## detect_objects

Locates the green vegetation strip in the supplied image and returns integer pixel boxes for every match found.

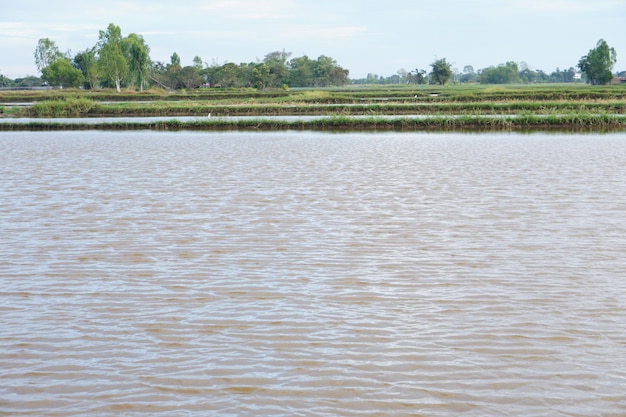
[3,84,626,105]
[2,114,626,132]
[18,98,626,117]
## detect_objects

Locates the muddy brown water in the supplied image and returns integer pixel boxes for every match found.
[1,131,625,416]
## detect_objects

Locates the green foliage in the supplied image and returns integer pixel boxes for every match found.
[34,38,62,73]
[97,23,129,92]
[479,62,519,84]
[0,73,15,87]
[263,50,291,88]
[123,34,151,91]
[430,58,453,85]
[578,39,617,85]
[11,76,43,87]
[179,66,203,88]
[200,53,349,89]
[41,58,84,88]
[170,52,181,66]
[73,48,98,89]
[192,56,203,70]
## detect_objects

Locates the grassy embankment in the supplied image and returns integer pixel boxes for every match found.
[1,84,625,131]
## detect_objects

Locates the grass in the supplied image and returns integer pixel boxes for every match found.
[2,113,625,132]
[29,97,96,117]
[14,99,626,118]
[2,83,625,131]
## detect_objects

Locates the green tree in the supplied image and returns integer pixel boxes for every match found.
[577,39,617,85]
[328,63,350,86]
[41,58,84,88]
[179,66,203,88]
[407,69,427,84]
[313,55,335,87]
[97,23,128,92]
[263,50,291,87]
[74,48,98,89]
[430,58,452,85]
[460,65,477,83]
[13,76,43,87]
[479,61,519,84]
[245,62,271,89]
[288,55,314,87]
[123,33,151,91]
[0,73,15,87]
[34,38,62,73]
[166,62,183,88]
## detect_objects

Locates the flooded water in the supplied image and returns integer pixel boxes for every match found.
[1,131,625,416]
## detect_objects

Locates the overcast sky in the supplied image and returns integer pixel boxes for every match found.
[1,0,625,79]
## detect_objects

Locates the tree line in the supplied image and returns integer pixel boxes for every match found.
[356,40,620,86]
[0,29,620,90]
[15,23,350,91]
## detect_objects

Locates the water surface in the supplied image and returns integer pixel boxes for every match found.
[1,131,625,416]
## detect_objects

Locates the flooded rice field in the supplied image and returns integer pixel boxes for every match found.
[1,130,625,416]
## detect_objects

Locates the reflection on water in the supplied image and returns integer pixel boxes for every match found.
[1,131,626,416]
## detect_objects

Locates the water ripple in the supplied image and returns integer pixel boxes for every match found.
[1,131,626,416]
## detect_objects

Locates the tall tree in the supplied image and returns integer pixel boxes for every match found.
[460,65,477,83]
[288,55,314,87]
[577,39,617,85]
[313,55,335,87]
[123,33,151,91]
[263,50,291,87]
[245,62,271,89]
[74,48,98,89]
[430,58,452,85]
[34,38,62,73]
[97,23,128,92]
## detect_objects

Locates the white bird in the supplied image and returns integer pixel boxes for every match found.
[207,113,211,118]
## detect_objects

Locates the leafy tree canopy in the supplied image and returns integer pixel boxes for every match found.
[479,61,519,84]
[97,23,129,92]
[41,58,84,88]
[34,38,63,73]
[430,58,453,85]
[577,39,617,85]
